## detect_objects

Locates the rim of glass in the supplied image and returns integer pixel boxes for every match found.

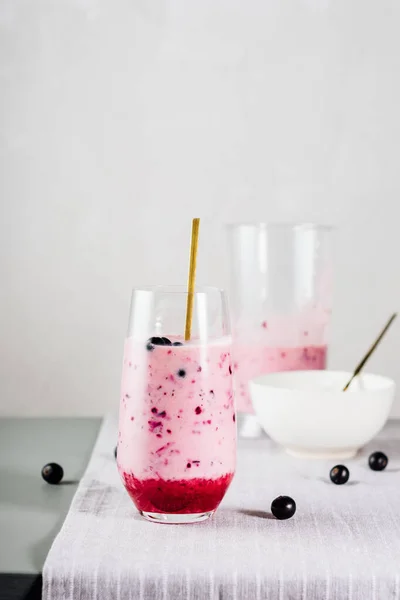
[131,285,225,295]
[226,221,334,232]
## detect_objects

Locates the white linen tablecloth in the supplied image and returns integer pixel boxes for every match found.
[43,415,400,599]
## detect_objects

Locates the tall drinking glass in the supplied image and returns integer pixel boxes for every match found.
[117,286,236,524]
[227,223,333,421]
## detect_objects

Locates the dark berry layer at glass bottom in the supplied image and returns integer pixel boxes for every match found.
[121,472,234,513]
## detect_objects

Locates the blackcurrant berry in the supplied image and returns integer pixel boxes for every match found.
[41,463,64,485]
[330,465,349,485]
[271,496,296,520]
[369,451,388,471]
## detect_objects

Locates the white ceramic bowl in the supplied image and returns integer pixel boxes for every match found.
[250,370,395,459]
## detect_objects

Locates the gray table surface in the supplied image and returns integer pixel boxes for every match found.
[0,418,101,576]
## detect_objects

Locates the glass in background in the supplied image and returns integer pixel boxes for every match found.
[227,223,333,431]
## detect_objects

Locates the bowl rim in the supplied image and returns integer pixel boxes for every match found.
[249,370,395,394]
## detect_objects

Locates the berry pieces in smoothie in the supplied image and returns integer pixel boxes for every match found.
[118,336,236,516]
[233,343,328,413]
[122,473,234,514]
[150,337,167,345]
[150,408,167,418]
[148,420,163,433]
[147,337,171,350]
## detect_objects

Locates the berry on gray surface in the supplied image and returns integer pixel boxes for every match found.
[41,463,64,485]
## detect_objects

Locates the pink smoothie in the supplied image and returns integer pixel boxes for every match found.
[233,343,328,413]
[117,336,236,514]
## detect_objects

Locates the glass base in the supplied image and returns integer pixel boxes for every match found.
[237,413,266,439]
[140,510,214,524]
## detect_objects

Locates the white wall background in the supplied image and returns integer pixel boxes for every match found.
[1,0,400,416]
